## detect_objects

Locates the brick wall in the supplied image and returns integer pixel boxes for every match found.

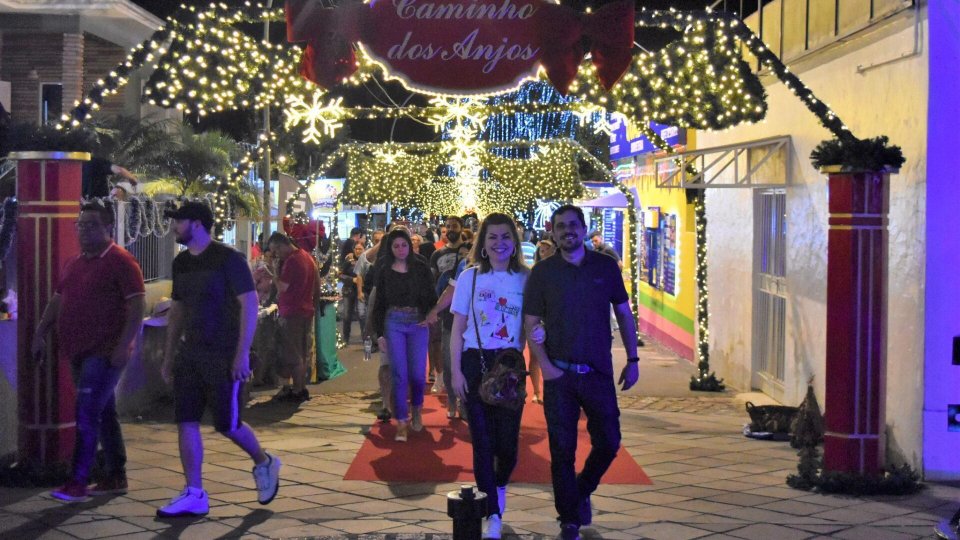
[62,33,84,116]
[0,32,65,124]
[82,33,128,119]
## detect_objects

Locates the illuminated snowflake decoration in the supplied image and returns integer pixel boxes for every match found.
[571,105,622,137]
[375,150,402,164]
[428,97,486,134]
[284,91,345,144]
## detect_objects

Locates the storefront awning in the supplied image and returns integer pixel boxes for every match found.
[579,187,639,208]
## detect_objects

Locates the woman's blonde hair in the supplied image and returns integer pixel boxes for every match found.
[469,212,527,274]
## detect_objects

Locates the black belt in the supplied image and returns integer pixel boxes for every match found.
[551,359,593,374]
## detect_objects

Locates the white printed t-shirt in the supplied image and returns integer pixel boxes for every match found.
[450,266,528,351]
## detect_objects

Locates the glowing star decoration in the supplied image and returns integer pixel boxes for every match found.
[284,92,345,144]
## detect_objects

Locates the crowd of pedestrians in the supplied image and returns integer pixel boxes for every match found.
[39,199,640,540]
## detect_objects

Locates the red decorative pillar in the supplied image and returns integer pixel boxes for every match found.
[11,151,88,466]
[823,168,891,475]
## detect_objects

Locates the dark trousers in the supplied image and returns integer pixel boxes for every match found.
[71,356,126,483]
[341,287,359,342]
[462,348,523,517]
[542,369,621,526]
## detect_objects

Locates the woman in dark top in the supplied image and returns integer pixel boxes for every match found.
[367,228,437,441]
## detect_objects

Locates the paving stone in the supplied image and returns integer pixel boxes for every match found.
[726,523,812,540]
[831,525,917,540]
[625,521,713,539]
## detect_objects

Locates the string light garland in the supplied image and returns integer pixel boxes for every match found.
[53,1,887,343]
[689,190,724,391]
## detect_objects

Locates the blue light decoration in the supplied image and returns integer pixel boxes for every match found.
[481,81,579,160]
[609,117,687,161]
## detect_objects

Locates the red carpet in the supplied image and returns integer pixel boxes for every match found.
[344,394,651,484]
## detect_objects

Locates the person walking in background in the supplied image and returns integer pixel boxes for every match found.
[339,227,366,266]
[33,202,145,502]
[158,202,281,517]
[449,213,529,539]
[366,228,437,442]
[523,205,642,540]
[267,232,317,402]
[518,222,537,267]
[429,216,472,418]
[82,156,138,199]
[339,242,366,344]
[534,238,557,264]
[588,231,622,269]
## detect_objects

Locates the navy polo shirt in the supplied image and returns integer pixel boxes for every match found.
[523,250,628,376]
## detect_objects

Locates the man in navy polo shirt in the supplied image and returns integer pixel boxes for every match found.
[523,204,642,540]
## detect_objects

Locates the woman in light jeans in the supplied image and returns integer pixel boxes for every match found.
[366,228,437,441]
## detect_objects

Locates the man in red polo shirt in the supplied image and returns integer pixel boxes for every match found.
[267,232,317,402]
[32,201,146,502]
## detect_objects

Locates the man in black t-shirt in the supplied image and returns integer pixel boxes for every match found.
[523,205,642,540]
[82,156,138,199]
[427,216,470,409]
[158,202,281,518]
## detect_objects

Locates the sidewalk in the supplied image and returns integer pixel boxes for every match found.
[1,337,957,539]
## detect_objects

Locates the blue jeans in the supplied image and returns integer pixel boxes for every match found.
[384,309,429,421]
[543,370,621,526]
[462,348,523,517]
[70,356,126,483]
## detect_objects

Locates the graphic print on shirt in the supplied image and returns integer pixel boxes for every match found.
[477,288,520,345]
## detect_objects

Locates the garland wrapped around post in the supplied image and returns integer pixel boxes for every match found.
[689,190,724,391]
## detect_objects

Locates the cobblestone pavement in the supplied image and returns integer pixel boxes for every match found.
[1,339,956,539]
[1,387,957,540]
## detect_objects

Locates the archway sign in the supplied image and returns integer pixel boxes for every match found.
[285,0,635,95]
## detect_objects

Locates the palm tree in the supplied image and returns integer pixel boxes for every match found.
[140,122,262,220]
[90,114,177,177]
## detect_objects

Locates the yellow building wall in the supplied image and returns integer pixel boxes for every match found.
[623,156,697,361]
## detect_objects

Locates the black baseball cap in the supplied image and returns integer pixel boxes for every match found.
[165,201,214,231]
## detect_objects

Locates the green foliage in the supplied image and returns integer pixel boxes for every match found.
[810,136,906,171]
[89,114,178,177]
[3,122,97,153]
[787,454,922,495]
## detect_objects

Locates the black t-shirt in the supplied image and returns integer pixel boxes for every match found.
[171,242,256,380]
[82,157,113,198]
[430,243,471,329]
[523,250,628,376]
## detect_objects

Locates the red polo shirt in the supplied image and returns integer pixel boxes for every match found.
[277,248,316,318]
[56,242,145,362]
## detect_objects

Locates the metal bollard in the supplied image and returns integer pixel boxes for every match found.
[447,484,487,540]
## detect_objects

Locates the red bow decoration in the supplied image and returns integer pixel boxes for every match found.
[536,1,634,94]
[286,0,634,95]
[286,0,365,88]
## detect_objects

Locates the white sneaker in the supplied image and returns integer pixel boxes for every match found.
[497,485,507,515]
[432,378,445,393]
[483,513,502,539]
[252,452,281,504]
[156,487,209,517]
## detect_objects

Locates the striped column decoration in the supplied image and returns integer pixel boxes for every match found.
[11,151,88,466]
[823,169,891,475]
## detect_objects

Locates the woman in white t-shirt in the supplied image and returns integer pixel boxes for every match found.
[449,212,529,540]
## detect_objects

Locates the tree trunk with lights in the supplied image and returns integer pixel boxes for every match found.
[690,190,724,391]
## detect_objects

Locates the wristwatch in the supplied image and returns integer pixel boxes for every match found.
[626,357,640,364]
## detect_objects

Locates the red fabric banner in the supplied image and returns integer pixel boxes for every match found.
[286,0,634,95]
